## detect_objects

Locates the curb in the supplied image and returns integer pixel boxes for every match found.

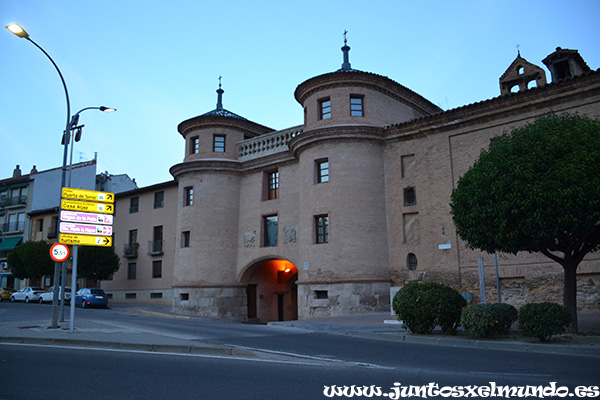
[345,331,600,358]
[0,337,255,357]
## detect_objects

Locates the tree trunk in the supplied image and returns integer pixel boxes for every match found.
[562,264,579,334]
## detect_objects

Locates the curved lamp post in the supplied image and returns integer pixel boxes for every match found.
[6,23,116,329]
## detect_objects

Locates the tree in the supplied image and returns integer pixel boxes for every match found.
[7,241,54,281]
[450,113,600,333]
[77,246,120,286]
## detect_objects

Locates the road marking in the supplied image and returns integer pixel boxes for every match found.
[0,342,357,367]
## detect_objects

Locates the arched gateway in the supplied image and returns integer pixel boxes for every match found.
[240,258,298,323]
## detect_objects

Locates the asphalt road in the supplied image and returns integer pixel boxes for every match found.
[2,302,599,399]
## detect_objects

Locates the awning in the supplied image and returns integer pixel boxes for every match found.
[0,237,22,251]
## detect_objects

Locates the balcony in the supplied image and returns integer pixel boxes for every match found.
[1,221,25,234]
[123,242,139,258]
[47,225,58,239]
[237,126,302,162]
[0,195,27,209]
[148,240,163,256]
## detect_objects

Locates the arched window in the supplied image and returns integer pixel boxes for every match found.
[407,253,418,271]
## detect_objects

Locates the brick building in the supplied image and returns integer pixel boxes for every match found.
[103,43,600,322]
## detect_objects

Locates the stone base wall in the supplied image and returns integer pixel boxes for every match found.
[172,286,247,321]
[105,289,174,305]
[297,281,391,320]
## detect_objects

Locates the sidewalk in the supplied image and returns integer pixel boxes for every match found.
[269,311,600,357]
[1,303,598,358]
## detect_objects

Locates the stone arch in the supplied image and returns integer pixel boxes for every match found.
[239,257,299,323]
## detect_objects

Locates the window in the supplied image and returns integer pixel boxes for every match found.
[180,293,190,301]
[181,231,190,248]
[190,136,200,154]
[407,253,418,271]
[184,186,194,206]
[37,219,44,232]
[319,98,331,120]
[128,229,138,245]
[403,186,416,206]
[315,290,328,299]
[350,95,364,117]
[150,292,163,299]
[125,293,136,299]
[152,260,162,278]
[263,215,278,247]
[152,226,163,253]
[266,170,279,200]
[316,159,329,183]
[127,263,137,280]
[213,135,226,152]
[315,215,329,244]
[129,197,139,213]
[154,191,164,209]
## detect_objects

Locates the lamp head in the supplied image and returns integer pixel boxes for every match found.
[6,23,29,39]
[99,106,116,112]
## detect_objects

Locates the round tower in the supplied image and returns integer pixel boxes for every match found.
[291,35,441,318]
[170,83,274,319]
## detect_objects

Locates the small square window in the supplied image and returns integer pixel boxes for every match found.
[350,96,363,117]
[404,186,416,206]
[315,290,328,299]
[316,159,329,183]
[181,231,191,248]
[184,186,194,206]
[213,135,226,152]
[319,98,331,120]
[180,293,190,301]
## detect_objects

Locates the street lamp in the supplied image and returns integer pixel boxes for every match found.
[6,23,115,329]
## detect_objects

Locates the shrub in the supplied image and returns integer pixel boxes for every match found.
[460,303,518,338]
[488,303,518,334]
[518,302,572,342]
[392,282,466,335]
[461,304,498,338]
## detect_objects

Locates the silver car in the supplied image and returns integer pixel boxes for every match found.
[39,286,71,304]
[10,287,45,303]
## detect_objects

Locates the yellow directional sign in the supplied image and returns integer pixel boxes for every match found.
[62,187,115,203]
[61,199,114,214]
[60,233,112,247]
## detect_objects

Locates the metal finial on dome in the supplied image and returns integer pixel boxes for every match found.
[516,43,521,57]
[216,75,224,110]
[341,30,351,70]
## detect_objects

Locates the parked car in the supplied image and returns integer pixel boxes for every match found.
[39,286,71,304]
[0,287,17,301]
[10,287,45,303]
[75,288,108,308]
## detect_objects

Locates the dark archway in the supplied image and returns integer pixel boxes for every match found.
[240,258,298,323]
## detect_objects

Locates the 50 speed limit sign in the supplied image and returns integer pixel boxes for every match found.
[50,243,70,262]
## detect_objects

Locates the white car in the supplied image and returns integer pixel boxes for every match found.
[10,287,45,303]
[39,286,72,304]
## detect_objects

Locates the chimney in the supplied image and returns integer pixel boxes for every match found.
[13,165,22,178]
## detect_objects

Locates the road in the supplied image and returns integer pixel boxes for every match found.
[1,302,599,399]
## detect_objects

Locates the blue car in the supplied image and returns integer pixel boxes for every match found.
[75,288,108,308]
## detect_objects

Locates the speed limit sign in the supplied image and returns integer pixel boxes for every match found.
[50,243,70,262]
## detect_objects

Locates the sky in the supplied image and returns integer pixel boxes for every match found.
[1,0,599,188]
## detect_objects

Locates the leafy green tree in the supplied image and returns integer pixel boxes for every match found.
[450,113,600,333]
[7,240,54,280]
[77,246,120,286]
